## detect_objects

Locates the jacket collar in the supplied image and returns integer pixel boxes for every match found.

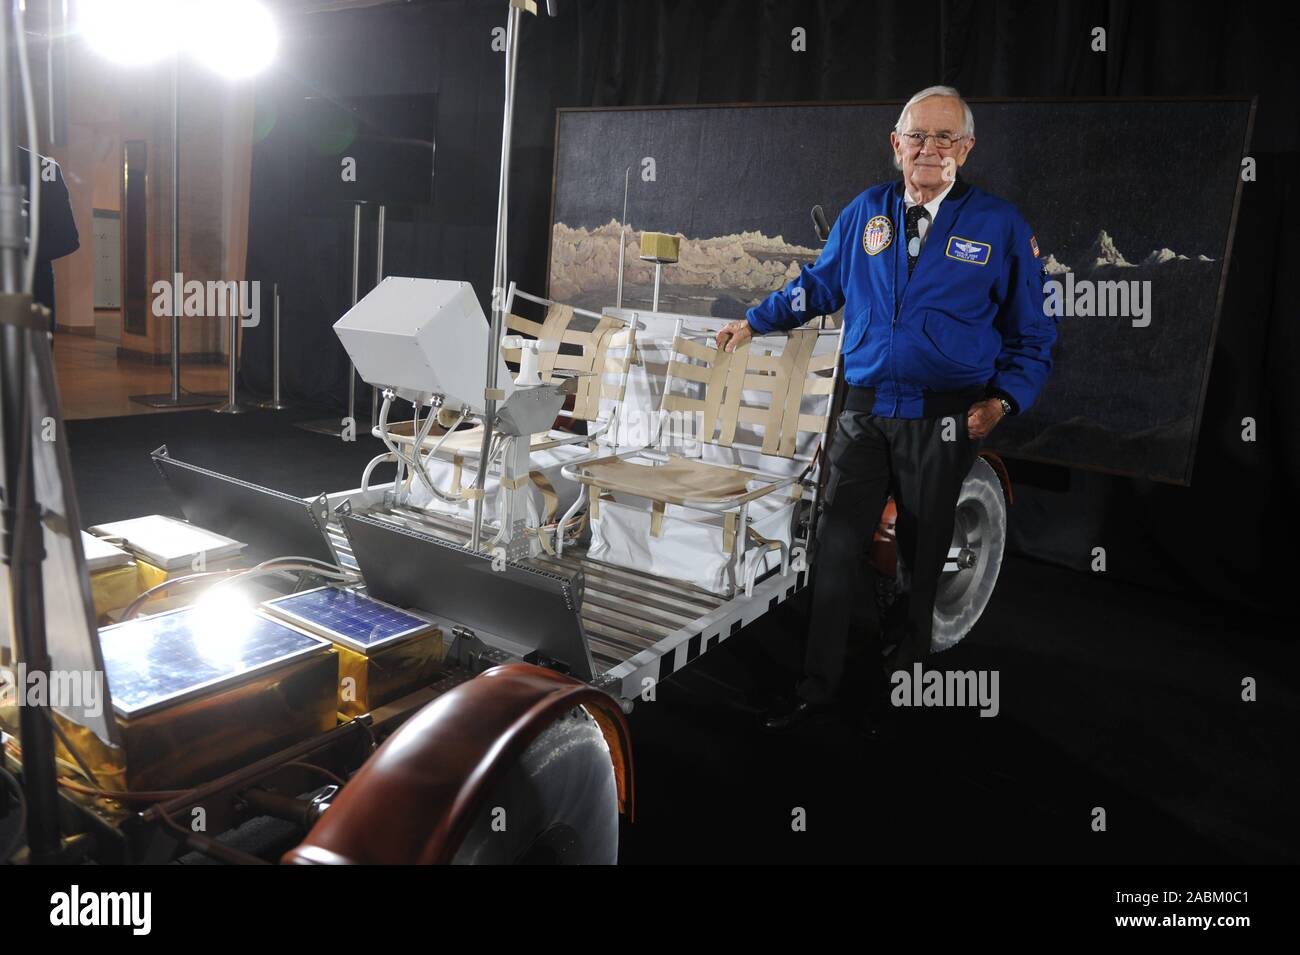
[894,174,972,202]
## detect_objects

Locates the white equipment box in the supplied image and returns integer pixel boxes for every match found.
[333,276,513,414]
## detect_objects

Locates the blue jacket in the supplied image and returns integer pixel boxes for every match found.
[746,177,1056,418]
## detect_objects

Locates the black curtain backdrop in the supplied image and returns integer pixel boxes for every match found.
[242,0,1298,618]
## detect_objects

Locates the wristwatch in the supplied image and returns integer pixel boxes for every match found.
[996,397,1013,417]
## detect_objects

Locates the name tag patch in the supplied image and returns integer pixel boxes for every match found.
[945,236,991,265]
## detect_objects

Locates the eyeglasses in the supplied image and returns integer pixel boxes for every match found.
[900,131,966,149]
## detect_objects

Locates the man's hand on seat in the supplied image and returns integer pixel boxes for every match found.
[716,319,754,353]
[966,398,1005,439]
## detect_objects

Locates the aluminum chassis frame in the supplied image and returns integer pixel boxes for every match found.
[316,463,820,709]
[317,281,846,708]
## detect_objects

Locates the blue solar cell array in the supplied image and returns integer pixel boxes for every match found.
[264,587,431,652]
[100,608,330,718]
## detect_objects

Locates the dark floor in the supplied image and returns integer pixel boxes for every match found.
[67,408,1299,864]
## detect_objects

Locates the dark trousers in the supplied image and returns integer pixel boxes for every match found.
[796,394,982,705]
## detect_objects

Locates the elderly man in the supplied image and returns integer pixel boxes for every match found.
[715,86,1056,733]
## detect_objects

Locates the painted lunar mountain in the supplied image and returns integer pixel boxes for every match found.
[550,219,818,319]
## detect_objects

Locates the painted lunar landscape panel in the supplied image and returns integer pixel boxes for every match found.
[549,100,1251,484]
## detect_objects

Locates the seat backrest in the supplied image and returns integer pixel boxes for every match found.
[658,324,841,462]
[499,288,636,428]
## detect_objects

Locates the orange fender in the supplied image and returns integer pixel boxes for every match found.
[282,663,634,865]
[870,499,899,579]
[978,450,1014,505]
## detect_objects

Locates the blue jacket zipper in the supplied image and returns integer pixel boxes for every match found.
[889,195,902,416]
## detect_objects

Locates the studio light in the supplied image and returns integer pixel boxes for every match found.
[76,0,278,78]
[183,0,279,80]
[75,0,180,66]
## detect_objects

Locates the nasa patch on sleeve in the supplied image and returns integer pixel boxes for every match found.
[945,235,992,266]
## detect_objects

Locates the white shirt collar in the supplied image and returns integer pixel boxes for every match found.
[904,178,955,221]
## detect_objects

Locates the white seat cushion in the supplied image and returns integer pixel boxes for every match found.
[407,441,588,530]
[588,489,795,595]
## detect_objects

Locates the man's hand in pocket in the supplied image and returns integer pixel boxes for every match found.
[966,398,1005,440]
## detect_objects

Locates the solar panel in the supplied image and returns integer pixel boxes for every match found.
[99,607,332,719]
[261,587,434,653]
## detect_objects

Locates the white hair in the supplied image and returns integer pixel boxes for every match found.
[894,85,975,138]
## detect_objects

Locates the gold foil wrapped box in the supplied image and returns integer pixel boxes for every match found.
[41,606,339,794]
[260,587,444,720]
[639,231,681,263]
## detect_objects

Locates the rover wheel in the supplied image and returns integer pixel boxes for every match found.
[931,455,1007,652]
[450,705,619,864]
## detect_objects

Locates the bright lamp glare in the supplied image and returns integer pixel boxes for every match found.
[191,587,256,669]
[182,0,279,79]
[77,0,181,66]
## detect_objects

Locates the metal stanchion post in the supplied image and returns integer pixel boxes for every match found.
[255,283,289,409]
[347,200,359,420]
[472,0,528,550]
[616,166,629,308]
[296,202,364,436]
[130,60,220,408]
[371,204,385,431]
[214,285,250,413]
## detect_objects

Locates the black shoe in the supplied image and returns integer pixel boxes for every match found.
[759,696,837,733]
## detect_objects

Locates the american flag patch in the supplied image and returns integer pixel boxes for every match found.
[1030,235,1040,258]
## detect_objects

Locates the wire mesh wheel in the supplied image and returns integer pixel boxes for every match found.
[451,705,619,865]
[930,455,1007,652]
